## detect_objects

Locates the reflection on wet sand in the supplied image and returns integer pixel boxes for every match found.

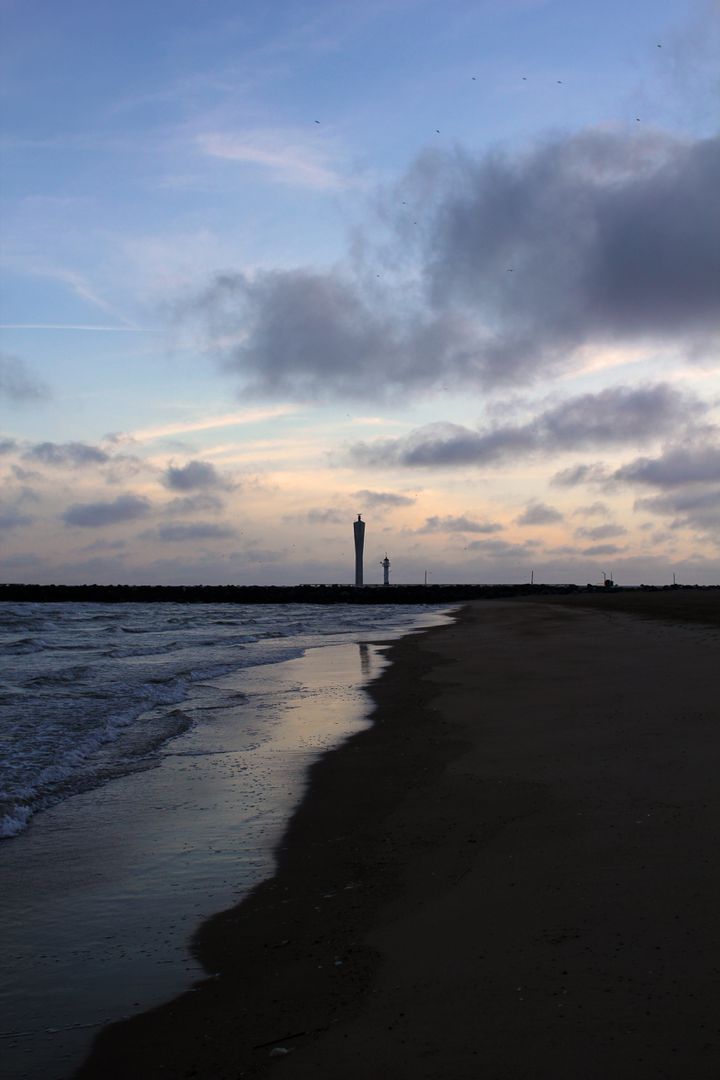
[358,641,371,678]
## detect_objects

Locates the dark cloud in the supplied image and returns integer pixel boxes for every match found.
[11,464,42,482]
[354,489,416,508]
[26,441,110,467]
[163,460,225,491]
[189,132,719,401]
[155,522,237,542]
[634,488,720,533]
[516,502,563,525]
[0,437,17,455]
[418,515,503,534]
[79,538,128,553]
[63,494,152,527]
[552,463,611,487]
[572,501,610,517]
[0,508,33,530]
[165,493,226,515]
[0,354,50,402]
[465,537,538,559]
[306,508,346,524]
[575,523,628,540]
[189,269,480,402]
[612,442,720,488]
[582,544,626,556]
[419,132,720,381]
[351,385,692,468]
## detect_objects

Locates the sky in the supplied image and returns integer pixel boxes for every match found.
[1,0,719,586]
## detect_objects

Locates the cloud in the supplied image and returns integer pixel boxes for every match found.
[572,501,610,517]
[0,508,33,530]
[552,463,610,487]
[130,405,297,443]
[516,501,563,525]
[196,129,350,190]
[155,522,237,542]
[418,515,503,534]
[187,269,484,402]
[165,493,226,515]
[354,489,416,508]
[575,523,628,540]
[417,131,720,380]
[63,494,152,527]
[634,488,720,533]
[79,538,128,553]
[351,384,694,468]
[582,544,626,556]
[465,537,538,559]
[0,324,159,333]
[163,459,226,491]
[306,508,347,524]
[0,437,18,454]
[26,441,110,467]
[0,354,49,401]
[612,442,720,488]
[189,131,720,402]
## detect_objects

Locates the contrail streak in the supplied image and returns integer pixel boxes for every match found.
[0,324,162,333]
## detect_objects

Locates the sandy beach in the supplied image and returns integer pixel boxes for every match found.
[75,593,720,1079]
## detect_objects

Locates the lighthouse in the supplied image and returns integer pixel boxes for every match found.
[382,554,390,586]
[353,514,365,586]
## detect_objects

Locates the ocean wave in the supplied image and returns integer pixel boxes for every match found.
[0,801,32,838]
[0,600,452,839]
[4,636,50,654]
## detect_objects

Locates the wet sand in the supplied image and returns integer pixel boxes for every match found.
[75,594,720,1079]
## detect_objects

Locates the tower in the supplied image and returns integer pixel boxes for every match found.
[382,554,390,586]
[353,514,365,586]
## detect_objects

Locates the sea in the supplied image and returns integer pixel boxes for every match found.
[0,600,455,1079]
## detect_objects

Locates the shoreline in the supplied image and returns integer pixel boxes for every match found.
[73,612,465,1079]
[75,595,720,1078]
[4,615,444,1080]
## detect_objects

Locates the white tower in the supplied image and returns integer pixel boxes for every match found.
[382,554,390,586]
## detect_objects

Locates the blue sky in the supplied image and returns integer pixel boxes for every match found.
[2,0,719,585]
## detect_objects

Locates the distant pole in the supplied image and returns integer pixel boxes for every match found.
[353,515,365,586]
[531,569,534,585]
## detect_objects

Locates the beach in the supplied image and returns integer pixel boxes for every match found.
[1,603,450,1080]
[75,593,720,1079]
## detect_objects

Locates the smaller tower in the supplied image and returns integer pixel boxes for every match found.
[382,554,390,586]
